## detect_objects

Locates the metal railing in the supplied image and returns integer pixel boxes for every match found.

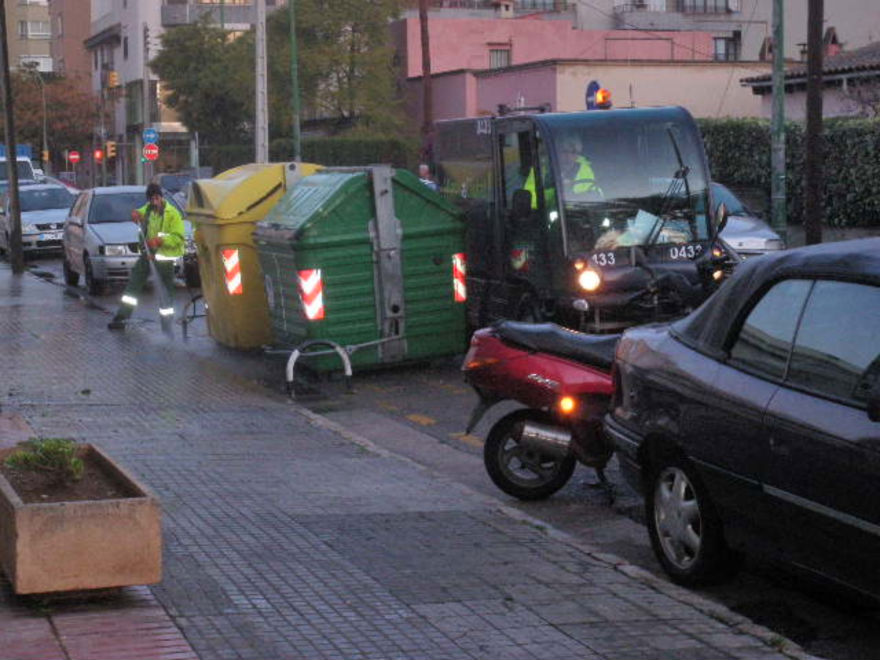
[404,0,569,11]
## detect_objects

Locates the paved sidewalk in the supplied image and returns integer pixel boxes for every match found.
[0,262,819,660]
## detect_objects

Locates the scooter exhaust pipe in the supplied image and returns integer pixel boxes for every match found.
[518,421,572,459]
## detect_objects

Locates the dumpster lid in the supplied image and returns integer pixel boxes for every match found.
[187,162,319,221]
[259,170,365,231]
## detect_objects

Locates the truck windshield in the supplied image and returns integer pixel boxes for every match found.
[549,111,710,255]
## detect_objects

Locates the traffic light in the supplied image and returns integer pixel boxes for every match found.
[595,87,612,110]
[94,148,104,163]
[107,70,120,88]
[106,141,117,159]
[41,149,49,163]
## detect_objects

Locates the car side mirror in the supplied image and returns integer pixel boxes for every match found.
[869,396,880,423]
[713,202,729,234]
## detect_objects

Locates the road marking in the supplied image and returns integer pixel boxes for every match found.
[406,414,436,426]
[450,432,483,448]
[378,401,400,412]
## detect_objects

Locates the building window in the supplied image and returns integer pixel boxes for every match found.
[123,37,129,60]
[54,14,63,37]
[489,48,511,69]
[714,33,741,61]
[678,0,729,13]
[18,20,51,39]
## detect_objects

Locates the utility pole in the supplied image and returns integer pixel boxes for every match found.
[0,0,23,274]
[419,0,433,162]
[770,0,786,244]
[255,0,269,163]
[141,22,151,184]
[289,0,301,160]
[804,0,824,245]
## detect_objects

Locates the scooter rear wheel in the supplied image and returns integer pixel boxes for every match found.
[484,410,576,501]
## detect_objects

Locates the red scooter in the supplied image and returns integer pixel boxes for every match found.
[462,321,619,500]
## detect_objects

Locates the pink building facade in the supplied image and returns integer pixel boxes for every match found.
[392,16,717,79]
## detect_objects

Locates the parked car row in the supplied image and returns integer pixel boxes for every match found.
[0,182,200,292]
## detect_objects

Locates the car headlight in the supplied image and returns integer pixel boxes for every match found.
[103,244,128,257]
[21,223,37,234]
[578,268,602,292]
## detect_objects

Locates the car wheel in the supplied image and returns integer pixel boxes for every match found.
[184,258,201,289]
[84,255,102,295]
[483,410,576,500]
[646,453,738,586]
[62,255,80,286]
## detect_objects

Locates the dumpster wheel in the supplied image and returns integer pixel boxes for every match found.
[285,340,353,399]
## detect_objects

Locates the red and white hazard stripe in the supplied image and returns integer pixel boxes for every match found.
[298,269,325,320]
[452,253,467,303]
[221,248,243,295]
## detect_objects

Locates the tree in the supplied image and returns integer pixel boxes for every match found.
[0,72,104,163]
[150,21,249,145]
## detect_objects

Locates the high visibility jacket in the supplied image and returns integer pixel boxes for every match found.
[138,202,185,260]
[523,168,557,211]
[569,156,601,195]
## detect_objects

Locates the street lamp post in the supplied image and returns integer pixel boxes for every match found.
[23,63,50,175]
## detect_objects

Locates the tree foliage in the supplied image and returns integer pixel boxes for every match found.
[152,1,407,144]
[150,21,249,145]
[0,71,104,156]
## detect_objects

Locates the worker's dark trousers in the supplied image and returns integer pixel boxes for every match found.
[111,256,176,326]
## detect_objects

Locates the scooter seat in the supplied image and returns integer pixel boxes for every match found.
[493,321,620,371]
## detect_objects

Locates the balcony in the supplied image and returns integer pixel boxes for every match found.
[403,1,570,11]
[161,1,283,28]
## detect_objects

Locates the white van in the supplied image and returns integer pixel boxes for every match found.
[0,157,38,193]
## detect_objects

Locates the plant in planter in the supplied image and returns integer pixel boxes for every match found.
[0,438,162,595]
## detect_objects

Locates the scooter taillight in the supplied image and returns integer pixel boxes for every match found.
[464,356,499,371]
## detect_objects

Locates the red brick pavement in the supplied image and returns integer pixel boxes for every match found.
[0,585,198,660]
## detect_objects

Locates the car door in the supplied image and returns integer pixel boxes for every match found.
[64,191,90,272]
[693,279,812,550]
[763,279,880,595]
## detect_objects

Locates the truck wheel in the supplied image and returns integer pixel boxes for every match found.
[483,410,575,501]
[63,256,80,286]
[515,293,543,323]
[646,453,739,586]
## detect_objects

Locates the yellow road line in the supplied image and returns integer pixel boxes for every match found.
[406,414,436,426]
[450,432,483,448]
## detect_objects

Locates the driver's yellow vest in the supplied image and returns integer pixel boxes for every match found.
[523,156,599,210]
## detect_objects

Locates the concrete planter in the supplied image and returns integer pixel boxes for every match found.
[0,444,162,595]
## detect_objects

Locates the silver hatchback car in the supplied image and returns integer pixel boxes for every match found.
[0,183,75,255]
[62,186,195,294]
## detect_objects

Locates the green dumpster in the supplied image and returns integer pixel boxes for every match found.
[186,161,321,349]
[254,165,467,371]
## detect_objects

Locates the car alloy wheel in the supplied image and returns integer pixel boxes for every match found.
[645,454,738,586]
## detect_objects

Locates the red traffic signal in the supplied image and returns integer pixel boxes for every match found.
[94,148,104,163]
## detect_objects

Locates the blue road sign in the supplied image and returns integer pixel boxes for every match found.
[143,128,159,144]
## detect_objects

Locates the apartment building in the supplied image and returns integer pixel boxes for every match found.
[4,0,52,72]
[48,0,91,80]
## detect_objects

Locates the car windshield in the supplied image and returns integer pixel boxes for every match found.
[20,187,75,212]
[711,182,749,216]
[0,161,36,182]
[89,193,146,224]
[550,112,711,254]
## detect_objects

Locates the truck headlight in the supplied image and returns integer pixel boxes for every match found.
[578,268,601,292]
[103,244,128,257]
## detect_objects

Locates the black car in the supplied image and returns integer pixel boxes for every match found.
[605,238,880,598]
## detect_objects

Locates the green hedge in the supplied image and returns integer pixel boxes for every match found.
[697,117,880,227]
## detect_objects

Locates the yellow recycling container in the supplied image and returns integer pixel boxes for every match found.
[187,161,322,349]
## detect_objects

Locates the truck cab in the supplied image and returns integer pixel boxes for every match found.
[435,106,721,333]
